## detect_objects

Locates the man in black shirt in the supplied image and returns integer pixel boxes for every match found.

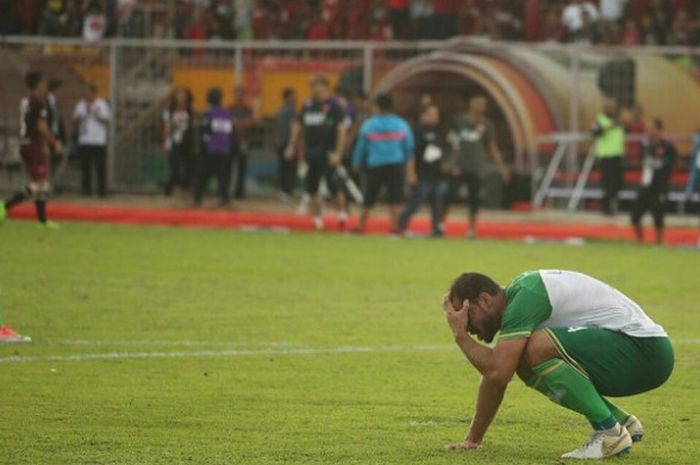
[398,94,446,237]
[285,75,348,231]
[630,118,676,245]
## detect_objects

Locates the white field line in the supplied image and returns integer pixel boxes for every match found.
[0,343,455,364]
[46,339,296,347]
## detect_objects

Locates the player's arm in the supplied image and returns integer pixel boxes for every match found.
[443,297,528,447]
[285,120,302,159]
[488,139,510,182]
[331,119,347,166]
[37,115,60,153]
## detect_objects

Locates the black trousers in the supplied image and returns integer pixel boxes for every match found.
[445,171,482,217]
[631,188,666,229]
[233,151,247,199]
[599,157,623,213]
[166,142,192,194]
[194,152,232,204]
[277,147,297,195]
[79,144,107,196]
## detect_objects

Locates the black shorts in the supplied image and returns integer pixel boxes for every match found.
[305,156,340,196]
[364,164,405,207]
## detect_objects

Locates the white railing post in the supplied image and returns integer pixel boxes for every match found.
[234,45,243,87]
[108,40,118,190]
[363,44,373,95]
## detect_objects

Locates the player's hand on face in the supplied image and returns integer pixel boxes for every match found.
[442,294,469,339]
[444,440,482,451]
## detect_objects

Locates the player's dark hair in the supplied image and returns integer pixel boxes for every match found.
[449,273,501,303]
[376,93,393,111]
[651,118,664,130]
[282,87,294,100]
[207,87,222,106]
[25,71,43,90]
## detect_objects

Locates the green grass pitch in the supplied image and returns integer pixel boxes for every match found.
[1,221,698,464]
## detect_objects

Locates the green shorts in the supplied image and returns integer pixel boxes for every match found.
[544,327,674,398]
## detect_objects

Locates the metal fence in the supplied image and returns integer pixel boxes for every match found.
[1,36,699,210]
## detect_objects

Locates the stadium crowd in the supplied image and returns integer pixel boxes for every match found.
[2,0,700,45]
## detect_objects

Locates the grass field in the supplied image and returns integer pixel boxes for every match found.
[1,221,699,464]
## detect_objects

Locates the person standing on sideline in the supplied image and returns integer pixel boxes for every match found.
[685,127,700,246]
[162,87,194,196]
[73,84,110,197]
[399,93,446,237]
[285,75,349,231]
[275,88,297,200]
[631,118,677,245]
[194,87,234,208]
[230,85,256,200]
[0,72,61,228]
[592,99,625,215]
[352,94,414,234]
[443,95,510,239]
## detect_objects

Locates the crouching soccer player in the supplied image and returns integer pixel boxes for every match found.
[0,71,60,228]
[442,270,673,459]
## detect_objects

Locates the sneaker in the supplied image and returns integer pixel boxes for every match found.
[313,216,325,231]
[561,427,632,459]
[622,415,644,442]
[0,325,32,343]
[38,221,60,230]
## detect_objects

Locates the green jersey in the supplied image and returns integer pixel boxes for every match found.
[499,270,667,341]
[594,114,624,158]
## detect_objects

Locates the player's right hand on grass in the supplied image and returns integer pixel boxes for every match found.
[444,440,482,451]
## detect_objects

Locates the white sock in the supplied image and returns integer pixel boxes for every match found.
[603,423,622,436]
[313,216,324,229]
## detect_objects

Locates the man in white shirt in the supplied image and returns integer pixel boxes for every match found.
[562,0,599,32]
[599,0,627,22]
[73,84,110,196]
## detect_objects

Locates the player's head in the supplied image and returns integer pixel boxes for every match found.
[86,83,98,100]
[420,93,433,108]
[469,95,488,115]
[309,74,330,100]
[207,87,222,106]
[375,93,393,114]
[25,71,46,95]
[603,99,619,116]
[282,87,295,105]
[448,272,505,343]
[649,118,664,140]
[173,87,191,107]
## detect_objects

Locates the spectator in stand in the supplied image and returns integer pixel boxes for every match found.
[640,13,665,44]
[162,87,195,196]
[541,5,569,42]
[622,17,642,44]
[82,1,107,42]
[592,99,625,216]
[684,127,700,208]
[630,118,676,245]
[398,93,446,237]
[73,84,110,197]
[562,0,599,34]
[600,0,628,23]
[388,0,411,40]
[275,88,298,200]
[231,86,257,200]
[194,87,234,207]
[411,0,434,39]
[432,0,459,39]
[352,93,414,234]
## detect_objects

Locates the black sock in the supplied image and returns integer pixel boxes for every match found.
[35,200,47,223]
[5,191,28,210]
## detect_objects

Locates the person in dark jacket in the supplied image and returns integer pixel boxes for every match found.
[275,87,297,199]
[162,87,194,196]
[630,118,677,245]
[194,87,234,207]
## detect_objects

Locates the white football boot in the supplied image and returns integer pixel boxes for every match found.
[561,426,632,459]
[622,415,644,442]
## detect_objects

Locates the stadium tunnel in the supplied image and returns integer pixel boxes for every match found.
[374,40,700,170]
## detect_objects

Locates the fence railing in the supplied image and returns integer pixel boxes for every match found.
[1,36,699,210]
